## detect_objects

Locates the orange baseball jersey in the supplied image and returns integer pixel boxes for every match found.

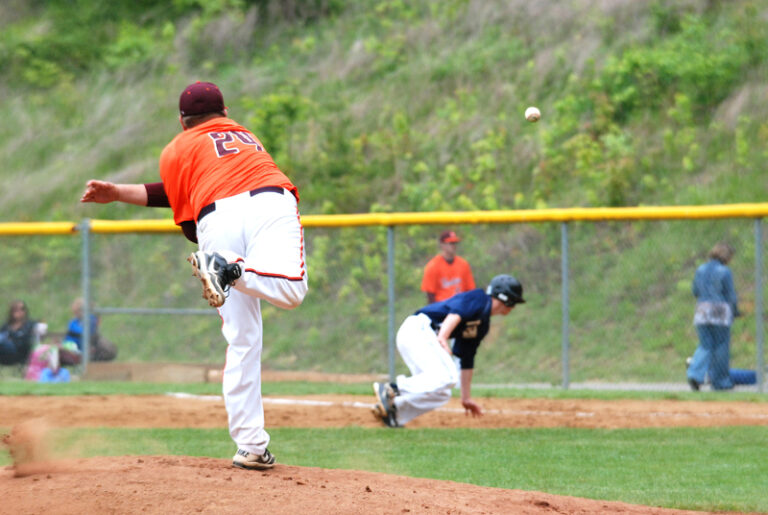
[421,255,476,302]
[159,117,298,225]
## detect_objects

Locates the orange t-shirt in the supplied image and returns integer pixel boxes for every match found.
[421,255,476,302]
[159,117,298,225]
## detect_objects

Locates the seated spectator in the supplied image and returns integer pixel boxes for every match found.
[0,300,45,366]
[61,298,118,365]
[25,342,71,383]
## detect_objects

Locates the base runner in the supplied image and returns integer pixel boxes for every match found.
[80,81,308,470]
[374,275,524,427]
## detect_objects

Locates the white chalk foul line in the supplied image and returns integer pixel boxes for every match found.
[263,398,377,410]
[167,392,223,402]
[166,393,768,420]
[166,392,377,410]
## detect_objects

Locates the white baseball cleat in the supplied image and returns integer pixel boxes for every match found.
[187,251,242,308]
[372,382,400,428]
[232,448,276,470]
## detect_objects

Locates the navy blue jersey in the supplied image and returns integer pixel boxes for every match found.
[414,289,493,369]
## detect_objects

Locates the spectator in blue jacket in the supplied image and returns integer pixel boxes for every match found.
[687,243,740,391]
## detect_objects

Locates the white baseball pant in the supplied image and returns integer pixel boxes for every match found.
[196,188,308,454]
[393,313,459,425]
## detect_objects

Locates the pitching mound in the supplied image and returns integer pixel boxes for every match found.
[2,453,724,515]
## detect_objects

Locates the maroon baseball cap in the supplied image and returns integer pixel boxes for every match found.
[439,230,461,243]
[179,81,225,116]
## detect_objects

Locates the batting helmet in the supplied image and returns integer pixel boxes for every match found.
[486,274,525,306]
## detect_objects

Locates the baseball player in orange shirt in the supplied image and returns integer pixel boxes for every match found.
[421,230,476,303]
[80,81,308,471]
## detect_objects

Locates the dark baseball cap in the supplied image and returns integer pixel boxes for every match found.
[179,81,225,116]
[439,230,461,243]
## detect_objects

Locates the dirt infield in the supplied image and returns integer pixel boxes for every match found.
[3,393,767,514]
[3,394,768,429]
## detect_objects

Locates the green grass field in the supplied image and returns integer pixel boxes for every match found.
[1,381,767,513]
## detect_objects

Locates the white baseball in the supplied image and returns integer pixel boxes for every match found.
[525,106,541,122]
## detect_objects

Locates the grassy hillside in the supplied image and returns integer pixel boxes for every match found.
[1,0,767,382]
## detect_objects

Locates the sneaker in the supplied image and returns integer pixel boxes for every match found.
[383,410,400,428]
[232,448,276,470]
[187,251,242,308]
[372,381,399,428]
[687,377,700,392]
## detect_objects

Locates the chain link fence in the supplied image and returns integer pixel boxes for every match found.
[1,210,765,391]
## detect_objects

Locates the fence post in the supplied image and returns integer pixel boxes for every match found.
[561,222,570,389]
[755,218,764,393]
[80,218,91,376]
[387,226,396,382]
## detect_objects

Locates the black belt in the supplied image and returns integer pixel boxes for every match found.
[197,186,286,222]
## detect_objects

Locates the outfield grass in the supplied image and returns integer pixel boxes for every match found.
[1,424,765,513]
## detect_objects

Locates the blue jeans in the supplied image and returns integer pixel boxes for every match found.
[730,368,756,385]
[688,325,733,390]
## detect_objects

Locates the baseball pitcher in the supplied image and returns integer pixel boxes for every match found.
[80,81,308,470]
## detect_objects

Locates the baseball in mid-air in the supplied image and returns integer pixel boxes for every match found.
[525,106,541,122]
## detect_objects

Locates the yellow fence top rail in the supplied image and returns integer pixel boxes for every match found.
[1,203,767,235]
[0,221,78,235]
[301,203,768,227]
